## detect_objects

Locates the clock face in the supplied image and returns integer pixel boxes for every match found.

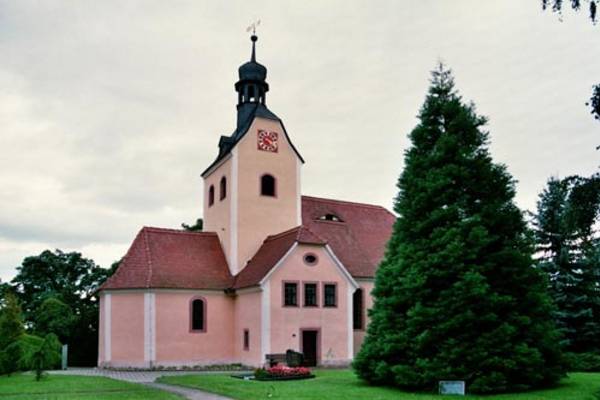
[257,130,279,153]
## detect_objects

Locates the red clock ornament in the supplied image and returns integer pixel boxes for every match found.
[257,130,278,153]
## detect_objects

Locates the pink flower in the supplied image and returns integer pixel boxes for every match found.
[264,365,311,377]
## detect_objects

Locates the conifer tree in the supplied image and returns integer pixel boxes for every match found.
[354,64,565,394]
[533,175,600,353]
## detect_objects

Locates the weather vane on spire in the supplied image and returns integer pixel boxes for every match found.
[246,19,261,61]
[246,19,261,36]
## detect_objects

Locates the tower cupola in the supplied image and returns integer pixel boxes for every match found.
[235,35,269,128]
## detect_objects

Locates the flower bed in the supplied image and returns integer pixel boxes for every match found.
[253,366,315,381]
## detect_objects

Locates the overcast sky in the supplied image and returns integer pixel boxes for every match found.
[1,1,598,281]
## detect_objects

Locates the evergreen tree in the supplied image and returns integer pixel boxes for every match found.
[0,292,25,375]
[354,64,565,394]
[532,175,600,353]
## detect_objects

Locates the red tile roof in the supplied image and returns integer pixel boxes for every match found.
[301,196,396,278]
[233,197,395,288]
[101,197,395,291]
[233,226,326,289]
[100,227,233,290]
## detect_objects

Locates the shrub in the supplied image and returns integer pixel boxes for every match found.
[565,352,600,372]
[19,333,61,381]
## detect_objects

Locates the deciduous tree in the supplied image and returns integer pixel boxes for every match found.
[0,292,25,375]
[541,0,600,122]
[11,250,114,366]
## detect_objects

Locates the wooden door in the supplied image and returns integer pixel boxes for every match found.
[301,330,318,367]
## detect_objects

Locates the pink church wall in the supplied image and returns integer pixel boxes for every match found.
[353,280,375,356]
[98,293,105,365]
[154,291,235,366]
[110,293,145,367]
[233,289,263,366]
[269,244,351,366]
[236,117,301,271]
[203,158,232,270]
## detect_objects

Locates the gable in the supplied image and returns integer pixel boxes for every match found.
[232,225,358,290]
[201,106,304,178]
[263,243,358,291]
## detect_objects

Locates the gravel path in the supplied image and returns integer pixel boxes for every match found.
[146,382,232,400]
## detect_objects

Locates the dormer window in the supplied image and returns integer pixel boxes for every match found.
[208,185,215,207]
[261,174,276,197]
[317,214,343,222]
[220,176,227,200]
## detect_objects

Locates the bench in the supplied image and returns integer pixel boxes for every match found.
[265,353,287,367]
[265,350,304,367]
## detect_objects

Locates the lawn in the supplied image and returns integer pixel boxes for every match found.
[0,373,180,399]
[159,369,600,400]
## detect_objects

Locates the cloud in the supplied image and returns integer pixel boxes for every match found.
[1,0,599,281]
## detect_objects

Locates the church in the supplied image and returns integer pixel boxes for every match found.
[98,35,395,369]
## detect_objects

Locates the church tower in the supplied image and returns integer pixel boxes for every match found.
[202,35,304,276]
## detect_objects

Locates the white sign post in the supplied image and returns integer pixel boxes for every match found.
[61,345,68,370]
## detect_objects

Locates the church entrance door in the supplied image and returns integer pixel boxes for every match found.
[301,329,319,367]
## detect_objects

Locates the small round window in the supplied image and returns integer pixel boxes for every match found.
[303,253,318,266]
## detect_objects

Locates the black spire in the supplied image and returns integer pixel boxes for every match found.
[250,34,257,62]
[234,34,269,129]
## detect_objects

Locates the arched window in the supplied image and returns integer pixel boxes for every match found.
[261,174,276,197]
[190,297,206,332]
[353,288,363,330]
[208,185,215,207]
[220,176,227,200]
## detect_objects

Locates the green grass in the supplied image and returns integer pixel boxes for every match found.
[0,374,181,399]
[158,369,600,400]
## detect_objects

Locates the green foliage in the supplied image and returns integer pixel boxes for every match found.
[588,84,600,122]
[18,333,61,381]
[542,0,598,23]
[0,280,9,310]
[564,352,600,372]
[353,64,565,394]
[532,175,600,353]
[182,218,203,232]
[0,292,25,376]
[254,368,269,380]
[10,249,114,366]
[35,298,76,343]
[541,1,600,123]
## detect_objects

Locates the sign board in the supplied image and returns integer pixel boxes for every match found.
[439,380,465,395]
[61,345,68,370]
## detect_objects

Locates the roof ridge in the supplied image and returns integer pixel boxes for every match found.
[143,227,153,288]
[301,195,389,211]
[142,226,219,236]
[102,228,144,289]
[265,225,302,241]
[296,225,327,244]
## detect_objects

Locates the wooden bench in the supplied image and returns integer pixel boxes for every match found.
[265,353,287,367]
[265,350,304,367]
